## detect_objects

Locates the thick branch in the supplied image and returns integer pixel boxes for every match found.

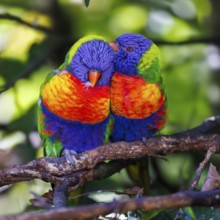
[0,116,219,191]
[0,159,132,192]
[2,189,220,220]
[0,133,219,187]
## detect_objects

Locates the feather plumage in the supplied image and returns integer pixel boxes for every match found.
[38,36,114,157]
[109,33,167,193]
[110,33,167,142]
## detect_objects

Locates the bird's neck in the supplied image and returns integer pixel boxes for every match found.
[137,43,161,83]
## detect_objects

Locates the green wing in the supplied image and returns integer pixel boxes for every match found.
[104,115,114,144]
[38,35,108,156]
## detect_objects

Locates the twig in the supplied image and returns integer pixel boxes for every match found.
[190,147,216,190]
[173,116,220,219]
[0,13,52,33]
[155,37,220,45]
[174,146,217,219]
[2,189,220,220]
[201,163,220,191]
[1,13,220,47]
[181,116,220,135]
[0,45,56,94]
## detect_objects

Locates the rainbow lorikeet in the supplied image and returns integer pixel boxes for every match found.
[38,35,115,164]
[109,33,167,192]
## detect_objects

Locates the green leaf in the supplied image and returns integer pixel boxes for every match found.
[183,207,196,220]
[84,0,90,7]
[151,210,175,220]
[141,210,161,220]
[127,210,142,220]
[184,206,220,220]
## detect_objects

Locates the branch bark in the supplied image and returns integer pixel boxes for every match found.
[0,45,56,94]
[0,116,220,188]
[155,37,220,45]
[0,133,219,187]
[0,13,52,33]
[1,189,220,220]
[1,13,220,46]
[0,116,219,213]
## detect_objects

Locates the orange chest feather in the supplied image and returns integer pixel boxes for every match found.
[41,73,110,124]
[111,73,165,119]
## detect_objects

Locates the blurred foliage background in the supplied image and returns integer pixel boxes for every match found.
[0,0,220,218]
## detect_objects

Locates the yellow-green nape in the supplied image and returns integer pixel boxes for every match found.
[65,35,106,65]
[58,63,65,71]
[138,43,159,72]
[137,43,161,83]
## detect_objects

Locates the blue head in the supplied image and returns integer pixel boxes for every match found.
[67,37,115,86]
[112,33,152,75]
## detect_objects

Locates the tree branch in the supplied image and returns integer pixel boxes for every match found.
[0,13,52,33]
[1,13,220,46]
[0,117,220,187]
[1,12,219,95]
[0,44,57,94]
[155,37,220,45]
[0,2,74,94]
[0,134,218,187]
[0,116,219,212]
[2,189,220,220]
[190,147,216,190]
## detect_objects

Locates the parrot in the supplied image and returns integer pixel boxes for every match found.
[37,35,115,164]
[109,33,167,193]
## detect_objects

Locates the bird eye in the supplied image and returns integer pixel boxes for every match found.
[125,46,134,52]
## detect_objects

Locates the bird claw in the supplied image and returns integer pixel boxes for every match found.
[63,149,79,165]
[142,136,147,144]
[56,69,68,74]
[83,81,92,89]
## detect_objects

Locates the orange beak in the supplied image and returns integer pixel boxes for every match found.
[108,41,118,52]
[88,69,101,87]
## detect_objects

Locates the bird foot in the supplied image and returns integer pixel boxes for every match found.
[63,149,79,165]
[56,69,68,74]
[142,136,147,144]
[83,81,92,89]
